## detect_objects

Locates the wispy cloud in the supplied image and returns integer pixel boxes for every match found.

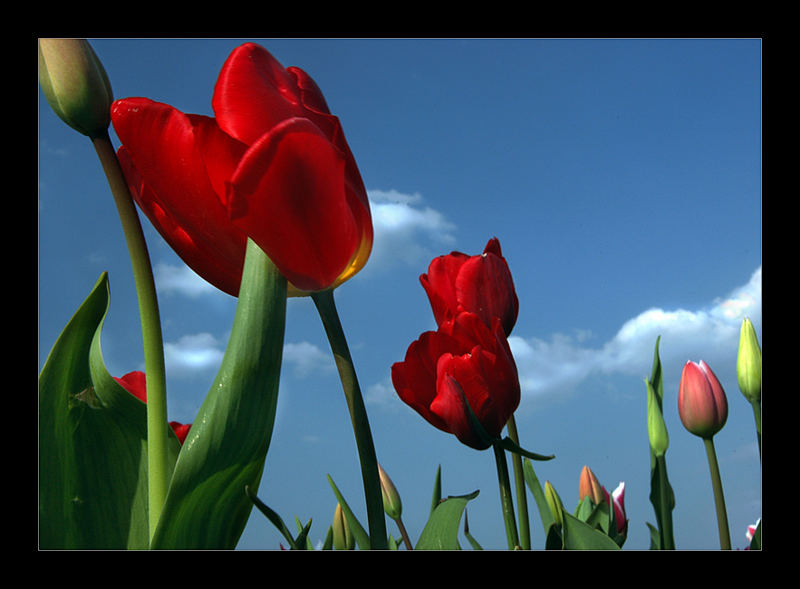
[154,262,223,298]
[367,189,457,269]
[164,332,225,377]
[510,266,762,400]
[163,334,335,380]
[282,341,335,377]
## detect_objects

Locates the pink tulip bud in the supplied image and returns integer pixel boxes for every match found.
[678,360,728,439]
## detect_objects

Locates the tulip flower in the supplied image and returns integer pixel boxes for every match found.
[737,318,762,460]
[603,482,627,536]
[578,466,605,506]
[392,312,520,450]
[113,371,191,445]
[420,237,519,336]
[332,503,355,550]
[737,318,761,404]
[111,42,372,296]
[678,360,728,439]
[38,39,113,139]
[678,360,731,549]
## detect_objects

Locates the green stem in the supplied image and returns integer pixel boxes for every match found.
[703,437,731,550]
[752,400,762,463]
[655,454,675,550]
[506,416,530,549]
[312,289,387,550]
[92,132,168,543]
[492,442,520,549]
[395,517,413,550]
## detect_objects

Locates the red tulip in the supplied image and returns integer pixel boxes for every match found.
[420,237,518,336]
[391,312,520,450]
[113,371,192,445]
[678,360,728,439]
[111,43,372,296]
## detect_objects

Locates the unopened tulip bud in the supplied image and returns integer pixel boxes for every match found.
[332,503,354,550]
[38,39,113,138]
[544,481,564,528]
[737,318,761,405]
[646,379,669,457]
[678,360,728,439]
[378,464,403,520]
[578,466,605,505]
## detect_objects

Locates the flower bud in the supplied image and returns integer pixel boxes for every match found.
[332,503,354,550]
[737,318,761,404]
[678,360,728,439]
[38,39,113,138]
[646,379,669,457]
[544,481,564,528]
[378,464,402,520]
[578,466,605,505]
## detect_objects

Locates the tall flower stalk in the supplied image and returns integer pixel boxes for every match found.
[312,290,387,549]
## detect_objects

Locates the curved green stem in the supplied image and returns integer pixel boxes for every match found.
[312,289,387,550]
[703,437,731,550]
[493,442,520,550]
[506,416,530,549]
[92,132,168,542]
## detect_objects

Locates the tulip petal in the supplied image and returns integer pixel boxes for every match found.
[117,146,245,296]
[420,251,469,326]
[111,98,248,294]
[432,371,492,450]
[212,43,305,146]
[228,117,360,292]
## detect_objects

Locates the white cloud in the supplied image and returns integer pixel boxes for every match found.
[164,332,225,377]
[154,263,221,298]
[164,333,336,381]
[282,341,335,377]
[367,189,457,269]
[510,266,762,400]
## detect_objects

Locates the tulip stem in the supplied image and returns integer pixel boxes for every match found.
[92,132,169,543]
[506,416,530,549]
[493,442,520,549]
[655,454,675,550]
[752,401,762,463]
[703,437,731,550]
[312,289,387,550]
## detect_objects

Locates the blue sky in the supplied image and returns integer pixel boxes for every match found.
[38,37,762,550]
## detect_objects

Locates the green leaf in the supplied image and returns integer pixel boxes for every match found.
[645,337,676,550]
[499,436,555,462]
[246,486,307,550]
[150,240,287,549]
[522,458,556,539]
[415,491,479,550]
[430,465,442,516]
[463,509,483,550]
[327,474,371,550]
[38,273,181,549]
[561,512,621,550]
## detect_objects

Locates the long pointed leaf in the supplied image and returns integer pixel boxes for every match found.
[151,239,287,549]
[415,491,479,550]
[39,273,180,549]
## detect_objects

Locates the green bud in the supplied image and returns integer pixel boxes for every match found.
[737,317,761,404]
[646,379,669,457]
[38,39,113,138]
[331,503,354,550]
[544,481,564,528]
[378,464,402,520]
